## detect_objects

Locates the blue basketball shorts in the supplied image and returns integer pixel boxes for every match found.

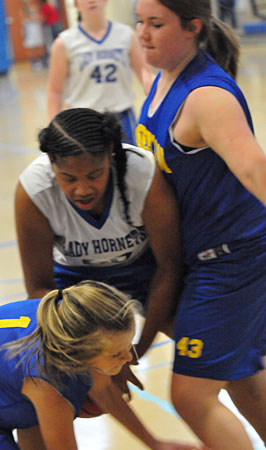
[173,245,266,380]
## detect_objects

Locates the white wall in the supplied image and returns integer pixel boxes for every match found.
[106,0,135,26]
[64,0,135,28]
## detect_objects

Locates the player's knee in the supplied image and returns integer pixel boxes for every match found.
[171,373,221,419]
[170,377,196,417]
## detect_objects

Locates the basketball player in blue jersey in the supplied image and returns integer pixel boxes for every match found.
[0,281,198,450]
[15,108,181,367]
[135,0,266,449]
[47,0,154,145]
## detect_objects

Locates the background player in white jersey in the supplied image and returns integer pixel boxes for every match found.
[47,0,154,144]
[15,107,181,368]
[0,280,200,450]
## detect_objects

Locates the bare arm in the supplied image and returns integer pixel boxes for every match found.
[174,86,266,207]
[130,29,155,95]
[47,37,68,120]
[22,378,77,450]
[22,374,200,450]
[89,371,200,450]
[136,166,182,358]
[15,182,56,298]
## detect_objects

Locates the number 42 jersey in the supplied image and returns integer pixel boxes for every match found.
[59,21,134,113]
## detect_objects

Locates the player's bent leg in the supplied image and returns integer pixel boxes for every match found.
[170,373,254,450]
[17,426,46,450]
[227,368,266,443]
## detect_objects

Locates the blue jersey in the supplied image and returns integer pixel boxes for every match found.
[0,299,92,430]
[137,51,266,265]
[137,51,266,380]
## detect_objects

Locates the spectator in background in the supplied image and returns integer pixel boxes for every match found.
[22,0,45,70]
[39,0,62,40]
[39,0,62,64]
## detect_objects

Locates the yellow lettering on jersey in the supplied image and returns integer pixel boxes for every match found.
[176,337,204,358]
[136,124,172,173]
[187,339,204,358]
[176,337,189,356]
[0,316,31,328]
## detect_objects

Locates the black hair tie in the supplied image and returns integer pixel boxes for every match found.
[55,288,63,303]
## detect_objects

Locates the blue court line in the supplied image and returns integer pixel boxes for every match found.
[129,384,179,418]
[133,339,173,371]
[150,339,173,349]
[0,240,17,249]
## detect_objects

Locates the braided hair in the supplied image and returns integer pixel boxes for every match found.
[38,108,131,224]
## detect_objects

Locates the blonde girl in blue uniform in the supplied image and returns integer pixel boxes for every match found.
[0,281,201,450]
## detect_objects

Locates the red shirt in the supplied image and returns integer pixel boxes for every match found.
[40,3,60,25]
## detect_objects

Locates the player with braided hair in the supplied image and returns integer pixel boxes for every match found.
[15,107,181,360]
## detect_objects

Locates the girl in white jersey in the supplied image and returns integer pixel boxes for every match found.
[15,108,181,381]
[47,0,154,144]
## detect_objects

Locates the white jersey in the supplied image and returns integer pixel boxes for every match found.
[60,21,134,113]
[19,146,156,270]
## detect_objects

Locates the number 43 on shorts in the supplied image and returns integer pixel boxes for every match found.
[176,337,204,358]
